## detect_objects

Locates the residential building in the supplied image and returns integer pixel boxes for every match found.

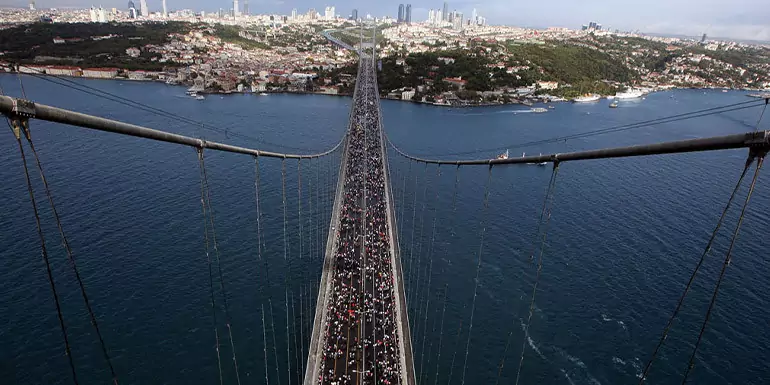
[82,68,119,79]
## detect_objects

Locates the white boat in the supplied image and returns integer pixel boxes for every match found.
[497,149,509,160]
[531,107,548,113]
[536,153,547,166]
[609,101,619,108]
[195,94,205,100]
[614,89,644,99]
[573,94,601,102]
[259,92,269,96]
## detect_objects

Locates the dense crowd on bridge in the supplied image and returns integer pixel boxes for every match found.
[318,59,403,385]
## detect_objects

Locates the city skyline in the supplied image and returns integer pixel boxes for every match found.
[2,0,769,42]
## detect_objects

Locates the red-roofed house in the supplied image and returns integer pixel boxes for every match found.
[443,77,467,89]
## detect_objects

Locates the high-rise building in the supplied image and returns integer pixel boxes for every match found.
[700,33,707,43]
[405,4,412,24]
[397,4,404,23]
[29,0,35,10]
[243,0,249,15]
[351,9,358,20]
[233,0,239,16]
[324,6,335,20]
[139,0,148,16]
[98,7,107,22]
[129,7,137,18]
[442,2,448,22]
[452,11,463,30]
[471,8,476,25]
[291,8,297,19]
[128,0,134,11]
[162,0,167,17]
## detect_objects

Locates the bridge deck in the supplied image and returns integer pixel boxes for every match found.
[304,58,415,385]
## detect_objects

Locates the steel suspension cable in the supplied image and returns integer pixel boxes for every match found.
[513,163,561,385]
[637,154,755,384]
[411,163,430,333]
[261,303,270,385]
[269,298,281,385]
[680,153,764,385]
[446,306,466,385]
[9,122,79,385]
[196,149,224,385]
[406,162,420,318]
[199,149,243,385]
[753,99,769,132]
[291,289,300,385]
[460,165,494,385]
[298,159,306,381]
[399,161,411,246]
[420,165,442,383]
[433,284,449,385]
[18,122,119,384]
[281,158,292,385]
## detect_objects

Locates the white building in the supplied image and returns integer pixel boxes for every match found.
[233,0,239,16]
[98,7,107,22]
[291,8,297,20]
[89,7,97,22]
[162,0,167,17]
[402,89,415,100]
[139,0,148,16]
[324,6,335,20]
[82,68,119,79]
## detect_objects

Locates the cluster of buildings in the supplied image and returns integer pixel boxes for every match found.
[426,5,486,30]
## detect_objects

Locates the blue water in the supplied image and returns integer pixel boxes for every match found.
[1,74,768,385]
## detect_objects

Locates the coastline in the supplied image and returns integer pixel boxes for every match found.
[3,71,766,108]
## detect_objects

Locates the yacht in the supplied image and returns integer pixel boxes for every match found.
[259,92,269,96]
[615,89,644,99]
[195,94,205,100]
[573,94,601,102]
[531,107,548,113]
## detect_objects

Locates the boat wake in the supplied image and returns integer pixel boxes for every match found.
[612,356,643,378]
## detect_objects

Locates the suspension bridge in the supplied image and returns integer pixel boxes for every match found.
[2,34,769,385]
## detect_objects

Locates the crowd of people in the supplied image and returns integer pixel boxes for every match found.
[318,58,403,385]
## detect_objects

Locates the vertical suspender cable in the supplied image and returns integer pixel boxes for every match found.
[513,163,561,385]
[269,298,281,385]
[200,149,243,385]
[638,155,755,384]
[196,149,223,385]
[433,284,449,385]
[680,154,764,385]
[297,159,305,382]
[10,123,79,385]
[20,123,119,384]
[420,165,441,383]
[262,303,270,385]
[460,165,494,385]
[281,158,292,385]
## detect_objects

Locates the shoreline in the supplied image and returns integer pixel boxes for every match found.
[3,71,766,108]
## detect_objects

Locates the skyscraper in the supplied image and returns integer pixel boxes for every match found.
[397,4,404,23]
[324,6,335,20]
[471,8,476,25]
[351,9,358,20]
[233,0,239,16]
[128,0,134,11]
[442,2,448,22]
[405,4,412,24]
[162,0,167,17]
[29,0,35,10]
[243,0,249,15]
[139,0,148,16]
[291,8,297,20]
[700,33,707,43]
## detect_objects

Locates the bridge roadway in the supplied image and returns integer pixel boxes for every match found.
[304,58,415,385]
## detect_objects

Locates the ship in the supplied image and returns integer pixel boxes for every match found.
[614,89,644,99]
[531,107,548,113]
[195,94,205,100]
[497,149,509,160]
[573,94,601,102]
[609,101,619,108]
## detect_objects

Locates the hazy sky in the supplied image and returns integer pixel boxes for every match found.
[8,0,770,41]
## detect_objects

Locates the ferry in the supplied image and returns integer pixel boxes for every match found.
[614,89,644,99]
[497,149,509,160]
[573,94,601,102]
[531,107,548,113]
